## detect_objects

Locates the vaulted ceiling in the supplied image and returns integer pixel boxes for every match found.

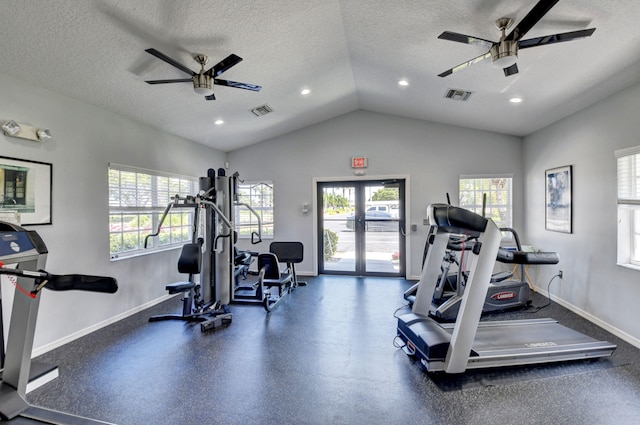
[1,0,640,151]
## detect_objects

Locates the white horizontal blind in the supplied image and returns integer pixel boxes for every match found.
[235,182,274,239]
[108,164,198,259]
[615,148,640,266]
[459,175,513,229]
[616,147,640,205]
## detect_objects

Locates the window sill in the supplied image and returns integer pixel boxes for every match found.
[616,262,640,272]
[110,245,181,262]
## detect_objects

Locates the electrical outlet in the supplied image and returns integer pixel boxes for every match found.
[559,270,563,279]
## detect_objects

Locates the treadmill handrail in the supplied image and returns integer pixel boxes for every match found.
[0,267,118,295]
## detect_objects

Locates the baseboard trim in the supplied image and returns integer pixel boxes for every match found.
[535,285,640,349]
[32,294,174,358]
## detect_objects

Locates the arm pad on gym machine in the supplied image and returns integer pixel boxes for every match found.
[44,274,119,293]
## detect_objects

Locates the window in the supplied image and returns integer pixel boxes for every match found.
[616,147,640,268]
[108,164,198,260]
[235,182,274,239]
[459,175,513,229]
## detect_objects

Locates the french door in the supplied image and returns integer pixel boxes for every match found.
[318,179,405,277]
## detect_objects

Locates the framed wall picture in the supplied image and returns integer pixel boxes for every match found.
[545,165,572,233]
[0,156,52,225]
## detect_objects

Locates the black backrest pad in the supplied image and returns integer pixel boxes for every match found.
[178,243,201,274]
[258,253,281,279]
[269,242,303,263]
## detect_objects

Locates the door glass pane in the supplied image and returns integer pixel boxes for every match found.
[321,185,356,273]
[363,183,401,274]
[319,181,404,277]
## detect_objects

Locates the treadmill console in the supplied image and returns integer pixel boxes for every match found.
[0,221,48,260]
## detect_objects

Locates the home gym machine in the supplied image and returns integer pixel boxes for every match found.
[396,204,616,374]
[404,225,559,320]
[146,168,264,330]
[228,183,304,311]
[0,221,118,424]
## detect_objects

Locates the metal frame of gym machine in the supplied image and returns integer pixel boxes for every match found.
[222,174,301,311]
[396,204,616,374]
[0,222,118,424]
[146,168,263,330]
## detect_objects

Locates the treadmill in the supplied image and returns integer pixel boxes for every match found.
[404,225,560,321]
[396,204,616,374]
[0,222,118,424]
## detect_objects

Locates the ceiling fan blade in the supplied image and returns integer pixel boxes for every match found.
[505,0,560,42]
[438,52,492,77]
[204,93,216,101]
[518,28,596,49]
[438,31,495,48]
[214,79,262,91]
[145,48,195,76]
[145,78,193,84]
[503,63,519,76]
[206,54,243,77]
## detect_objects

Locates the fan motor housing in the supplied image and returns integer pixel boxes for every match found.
[490,40,518,66]
[193,74,213,93]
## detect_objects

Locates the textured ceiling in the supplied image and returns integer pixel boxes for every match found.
[1,0,640,152]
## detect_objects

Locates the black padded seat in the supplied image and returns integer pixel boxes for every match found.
[165,281,196,294]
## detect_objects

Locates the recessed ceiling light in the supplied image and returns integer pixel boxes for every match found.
[510,97,523,103]
[214,119,224,125]
[398,79,409,87]
[301,88,311,95]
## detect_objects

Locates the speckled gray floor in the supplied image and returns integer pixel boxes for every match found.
[25,276,640,425]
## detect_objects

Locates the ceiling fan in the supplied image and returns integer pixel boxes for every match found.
[437,0,595,78]
[144,48,262,100]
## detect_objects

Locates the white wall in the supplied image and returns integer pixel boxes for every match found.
[228,109,523,279]
[3,57,637,355]
[523,80,640,346]
[0,72,226,351]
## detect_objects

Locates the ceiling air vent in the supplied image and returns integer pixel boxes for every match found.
[444,89,473,101]
[250,104,273,117]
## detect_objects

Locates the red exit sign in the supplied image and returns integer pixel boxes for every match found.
[352,157,367,168]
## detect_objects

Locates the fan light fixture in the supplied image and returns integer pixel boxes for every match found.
[2,120,53,142]
[437,2,596,79]
[194,87,212,95]
[144,49,262,101]
[491,18,518,69]
[491,41,518,68]
[193,74,213,95]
